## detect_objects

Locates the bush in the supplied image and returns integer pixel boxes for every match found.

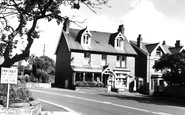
[75,81,104,87]
[0,84,34,107]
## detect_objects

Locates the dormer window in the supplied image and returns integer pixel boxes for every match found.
[81,30,91,46]
[115,33,124,49]
[83,35,89,44]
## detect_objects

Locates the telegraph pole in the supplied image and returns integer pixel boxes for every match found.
[43,44,45,56]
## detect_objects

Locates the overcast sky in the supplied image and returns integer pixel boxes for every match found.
[30,0,185,59]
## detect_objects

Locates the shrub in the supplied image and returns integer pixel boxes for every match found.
[75,81,104,87]
[0,84,34,107]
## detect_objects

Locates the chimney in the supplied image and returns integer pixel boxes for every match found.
[137,34,142,48]
[63,17,70,33]
[162,40,166,45]
[175,40,180,48]
[117,24,125,35]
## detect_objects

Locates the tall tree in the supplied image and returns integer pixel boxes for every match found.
[0,0,109,67]
[153,53,185,85]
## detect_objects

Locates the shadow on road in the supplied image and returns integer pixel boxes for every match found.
[99,93,185,108]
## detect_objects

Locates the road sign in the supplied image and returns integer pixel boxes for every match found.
[1,67,18,84]
[0,67,18,109]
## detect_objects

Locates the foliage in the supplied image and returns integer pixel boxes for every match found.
[0,0,109,68]
[31,55,55,83]
[75,81,104,87]
[153,53,185,85]
[0,84,34,107]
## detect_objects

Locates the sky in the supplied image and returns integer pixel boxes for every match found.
[30,0,185,59]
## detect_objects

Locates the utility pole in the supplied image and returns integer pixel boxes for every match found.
[43,44,45,56]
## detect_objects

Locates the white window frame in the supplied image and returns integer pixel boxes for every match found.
[115,33,124,49]
[84,53,91,65]
[156,48,162,56]
[81,30,91,46]
[116,56,126,68]
[101,54,107,66]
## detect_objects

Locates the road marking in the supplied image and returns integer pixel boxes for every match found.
[38,98,81,115]
[31,89,172,115]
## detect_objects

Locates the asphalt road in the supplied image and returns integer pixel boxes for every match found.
[30,88,185,115]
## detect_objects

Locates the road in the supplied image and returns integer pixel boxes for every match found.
[30,88,185,115]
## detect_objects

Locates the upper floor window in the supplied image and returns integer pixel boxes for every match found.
[84,53,91,65]
[156,47,162,56]
[116,56,126,68]
[101,54,107,66]
[154,60,159,72]
[82,30,91,46]
[115,33,124,49]
[83,35,90,45]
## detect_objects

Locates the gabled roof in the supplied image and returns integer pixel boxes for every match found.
[169,46,184,54]
[145,43,159,53]
[161,44,172,54]
[130,41,160,54]
[60,28,137,55]
[130,39,184,55]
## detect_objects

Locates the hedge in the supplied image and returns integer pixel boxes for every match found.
[75,81,104,87]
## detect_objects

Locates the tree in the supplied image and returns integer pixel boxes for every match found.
[31,55,55,83]
[0,0,109,68]
[153,53,185,85]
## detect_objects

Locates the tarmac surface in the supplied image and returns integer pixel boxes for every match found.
[38,87,185,115]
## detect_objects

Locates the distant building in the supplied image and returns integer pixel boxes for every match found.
[55,18,137,91]
[131,35,184,94]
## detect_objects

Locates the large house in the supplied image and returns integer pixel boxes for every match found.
[55,18,137,91]
[131,35,184,94]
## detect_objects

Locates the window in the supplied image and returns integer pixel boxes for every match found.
[115,37,124,49]
[82,30,91,46]
[154,60,158,71]
[116,56,126,68]
[101,54,107,66]
[84,53,91,65]
[83,35,89,45]
[156,48,162,56]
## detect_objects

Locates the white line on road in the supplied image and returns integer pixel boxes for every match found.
[31,89,172,115]
[38,98,81,115]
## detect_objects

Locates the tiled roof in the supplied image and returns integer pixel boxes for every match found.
[63,28,137,55]
[130,40,183,55]
[161,45,172,54]
[130,41,159,54]
[169,46,183,54]
[145,43,159,53]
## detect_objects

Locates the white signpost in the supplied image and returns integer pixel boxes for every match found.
[1,67,18,109]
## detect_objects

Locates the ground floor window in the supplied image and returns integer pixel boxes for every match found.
[76,73,83,81]
[75,72,101,82]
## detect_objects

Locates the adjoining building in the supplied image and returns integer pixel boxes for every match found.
[131,35,184,94]
[55,18,137,91]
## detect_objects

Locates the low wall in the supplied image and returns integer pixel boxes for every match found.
[164,86,185,99]
[26,82,51,88]
[0,100,41,115]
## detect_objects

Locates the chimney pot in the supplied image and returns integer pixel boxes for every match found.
[175,40,180,47]
[162,41,166,45]
[117,24,125,34]
[63,17,70,33]
[137,34,142,48]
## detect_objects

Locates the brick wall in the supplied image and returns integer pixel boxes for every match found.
[55,33,72,88]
